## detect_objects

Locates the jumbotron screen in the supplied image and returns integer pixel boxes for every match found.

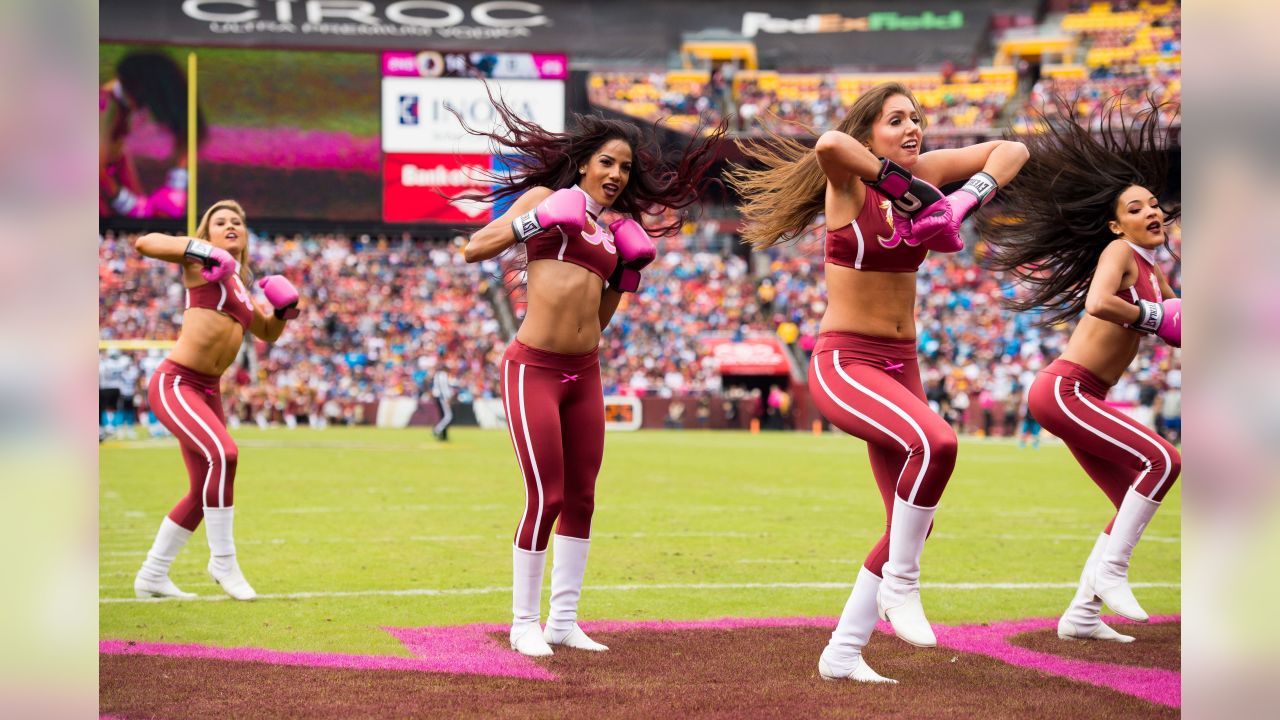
[100,44,565,225]
[99,44,382,222]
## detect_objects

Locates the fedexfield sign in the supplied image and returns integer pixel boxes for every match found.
[741,10,964,37]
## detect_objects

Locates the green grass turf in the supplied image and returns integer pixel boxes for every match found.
[100,428,1180,656]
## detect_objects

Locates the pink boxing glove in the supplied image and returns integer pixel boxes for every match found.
[148,187,186,218]
[607,218,656,293]
[183,239,237,283]
[1131,297,1180,347]
[1158,298,1181,347]
[258,275,300,320]
[908,172,999,253]
[512,188,586,243]
[866,158,947,222]
[148,168,189,218]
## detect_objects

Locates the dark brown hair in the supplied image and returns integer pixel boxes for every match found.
[117,51,209,148]
[454,86,724,237]
[977,96,1180,326]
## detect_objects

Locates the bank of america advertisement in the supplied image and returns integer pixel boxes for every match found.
[381,76,563,223]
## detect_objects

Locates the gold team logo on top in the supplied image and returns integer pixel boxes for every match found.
[877,199,900,248]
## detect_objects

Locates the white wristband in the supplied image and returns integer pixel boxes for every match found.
[960,172,998,207]
[511,209,542,244]
[1130,298,1163,334]
[184,239,216,266]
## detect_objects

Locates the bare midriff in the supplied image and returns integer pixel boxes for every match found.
[819,263,919,339]
[1058,314,1142,386]
[168,309,245,376]
[516,259,606,354]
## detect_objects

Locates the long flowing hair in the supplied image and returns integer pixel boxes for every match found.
[116,51,209,149]
[195,199,252,285]
[454,87,724,237]
[977,96,1180,326]
[727,82,925,249]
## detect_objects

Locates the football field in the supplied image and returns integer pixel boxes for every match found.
[100,427,1181,718]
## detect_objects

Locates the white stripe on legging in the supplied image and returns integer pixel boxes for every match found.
[171,375,228,507]
[1073,380,1173,498]
[831,351,933,504]
[505,361,544,550]
[503,361,530,546]
[157,373,214,507]
[812,351,912,491]
[1052,376,1158,497]
[517,364,546,548]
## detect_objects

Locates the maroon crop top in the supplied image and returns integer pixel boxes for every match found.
[185,271,255,331]
[1114,241,1163,304]
[825,185,928,273]
[524,186,620,281]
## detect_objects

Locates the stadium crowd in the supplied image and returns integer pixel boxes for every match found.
[99,230,507,432]
[99,219,1181,441]
[589,1,1181,139]
[589,70,1013,138]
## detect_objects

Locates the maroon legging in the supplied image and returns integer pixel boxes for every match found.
[502,340,605,552]
[1029,359,1181,532]
[808,331,957,575]
[147,358,237,531]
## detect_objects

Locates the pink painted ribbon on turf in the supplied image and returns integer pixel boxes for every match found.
[932,615,1181,708]
[99,629,556,681]
[100,614,1180,706]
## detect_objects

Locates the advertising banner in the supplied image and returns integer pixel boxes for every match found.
[604,396,643,431]
[102,1,1037,67]
[701,336,792,376]
[381,76,565,154]
[382,152,494,223]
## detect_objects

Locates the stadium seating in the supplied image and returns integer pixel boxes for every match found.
[590,68,1015,137]
[100,221,1180,434]
[589,1,1179,140]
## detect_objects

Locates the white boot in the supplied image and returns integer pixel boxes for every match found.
[1058,533,1135,642]
[819,567,897,683]
[511,545,553,657]
[544,535,608,651]
[134,517,197,599]
[205,507,257,601]
[878,496,937,648]
[1088,488,1160,622]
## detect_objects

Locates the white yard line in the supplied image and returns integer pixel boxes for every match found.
[929,532,1181,544]
[101,580,1180,603]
